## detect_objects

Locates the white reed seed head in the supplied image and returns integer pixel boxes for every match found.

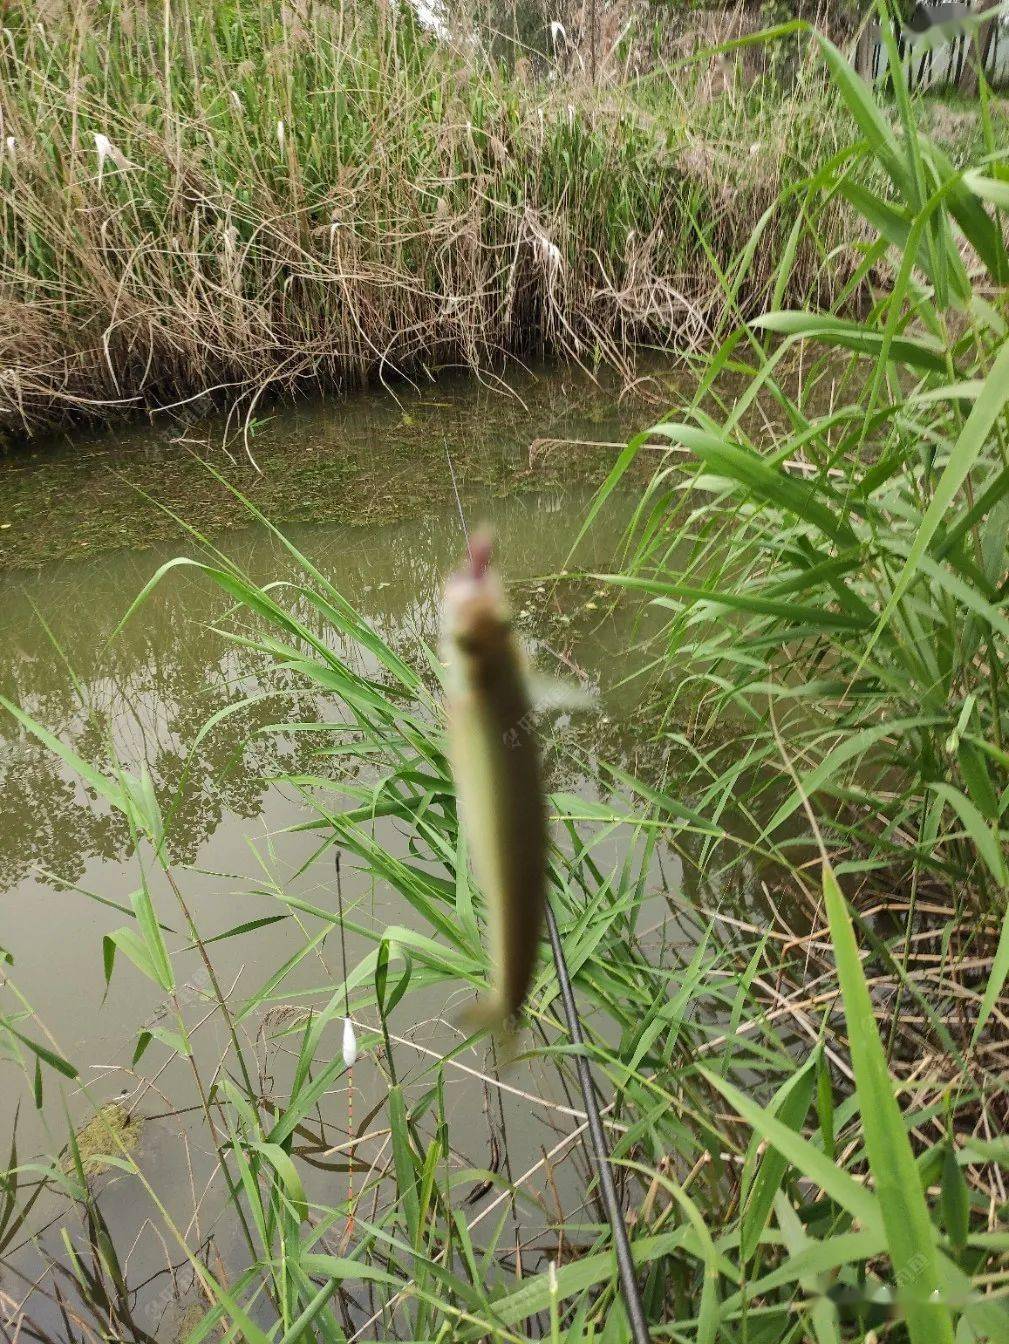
[94,132,111,178]
[93,132,136,183]
[537,235,563,271]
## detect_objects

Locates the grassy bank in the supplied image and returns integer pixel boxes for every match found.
[0,0,861,441]
[587,16,1009,927]
[3,2,1002,446]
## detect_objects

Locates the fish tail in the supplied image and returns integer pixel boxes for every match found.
[458,997,520,1064]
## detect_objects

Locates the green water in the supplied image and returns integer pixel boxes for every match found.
[0,362,673,570]
[0,371,690,1336]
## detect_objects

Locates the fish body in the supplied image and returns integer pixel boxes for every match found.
[442,536,547,1032]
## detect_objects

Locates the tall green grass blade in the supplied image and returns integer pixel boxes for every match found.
[866,339,1009,659]
[821,860,953,1344]
[740,1054,817,1263]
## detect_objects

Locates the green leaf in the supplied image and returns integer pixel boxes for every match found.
[814,32,910,198]
[102,936,117,998]
[132,1025,190,1061]
[754,312,948,372]
[941,1143,969,1254]
[927,783,1007,887]
[388,1085,419,1242]
[298,1254,399,1286]
[197,915,288,948]
[934,155,1008,288]
[235,925,330,1022]
[601,573,867,630]
[972,904,1009,1047]
[867,338,1009,658]
[120,767,164,849]
[816,1051,835,1162]
[698,1066,881,1231]
[0,1019,78,1080]
[102,928,160,989]
[130,884,174,993]
[821,860,953,1344]
[765,718,942,835]
[641,422,858,543]
[963,170,1009,209]
[248,1142,308,1222]
[740,1055,816,1262]
[0,695,126,813]
[488,1230,691,1326]
[564,430,651,565]
[957,740,999,822]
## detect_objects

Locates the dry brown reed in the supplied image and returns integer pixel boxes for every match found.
[0,0,851,442]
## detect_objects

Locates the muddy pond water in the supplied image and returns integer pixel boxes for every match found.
[0,366,724,1339]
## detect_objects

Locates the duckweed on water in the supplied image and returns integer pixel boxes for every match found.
[0,363,665,571]
[68,1102,142,1179]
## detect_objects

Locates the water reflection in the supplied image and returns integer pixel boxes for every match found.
[0,484,668,1338]
[0,491,641,887]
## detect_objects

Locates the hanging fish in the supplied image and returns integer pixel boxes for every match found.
[442,533,547,1035]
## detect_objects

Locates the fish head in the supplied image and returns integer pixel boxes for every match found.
[442,529,511,664]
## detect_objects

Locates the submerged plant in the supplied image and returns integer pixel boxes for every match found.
[67,1102,142,1178]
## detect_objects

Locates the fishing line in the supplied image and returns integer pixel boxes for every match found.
[335,851,357,1247]
[444,440,471,559]
[442,444,649,1343]
[335,851,351,1021]
[543,900,650,1344]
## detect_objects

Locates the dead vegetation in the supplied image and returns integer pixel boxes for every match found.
[0,0,855,443]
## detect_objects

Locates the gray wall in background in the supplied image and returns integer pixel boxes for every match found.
[854,2,1009,90]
